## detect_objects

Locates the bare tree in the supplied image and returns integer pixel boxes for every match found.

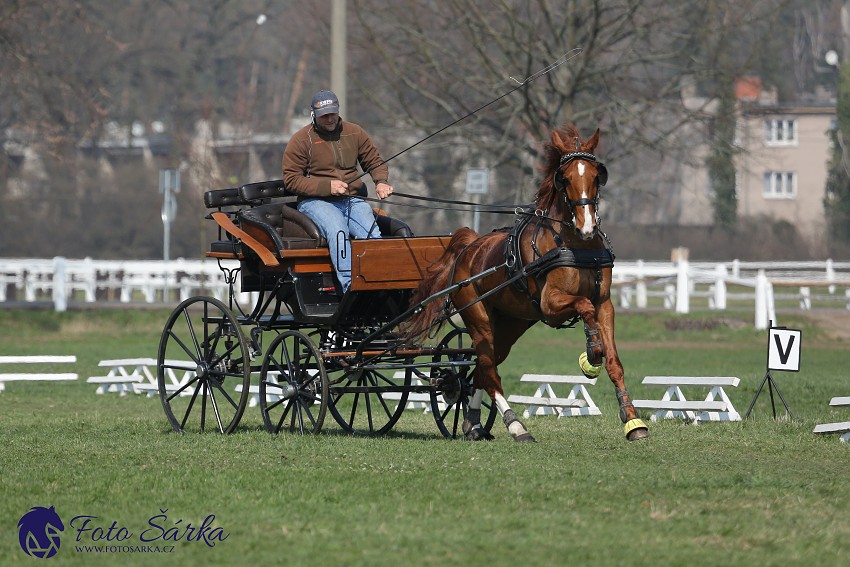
[346,0,802,231]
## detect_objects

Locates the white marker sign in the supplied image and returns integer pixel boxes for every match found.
[465,168,489,195]
[767,327,801,372]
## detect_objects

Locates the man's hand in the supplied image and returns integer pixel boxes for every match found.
[329,179,349,195]
[376,182,393,200]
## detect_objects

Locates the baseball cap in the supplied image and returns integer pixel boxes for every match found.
[311,90,340,117]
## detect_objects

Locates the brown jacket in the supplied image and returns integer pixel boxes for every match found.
[282,119,389,199]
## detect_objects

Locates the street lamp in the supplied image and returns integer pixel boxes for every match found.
[825,50,839,67]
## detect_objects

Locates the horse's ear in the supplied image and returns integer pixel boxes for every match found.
[585,128,601,152]
[551,129,568,153]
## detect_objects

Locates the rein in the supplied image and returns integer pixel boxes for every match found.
[360,191,527,215]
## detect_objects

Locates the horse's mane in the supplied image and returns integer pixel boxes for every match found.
[534,124,582,212]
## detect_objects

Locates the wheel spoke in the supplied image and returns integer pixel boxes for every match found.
[179,379,203,430]
[166,374,200,402]
[209,377,241,411]
[165,329,200,366]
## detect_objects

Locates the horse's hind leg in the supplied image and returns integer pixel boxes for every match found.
[463,317,535,442]
[463,363,535,442]
[462,387,494,441]
[493,391,535,442]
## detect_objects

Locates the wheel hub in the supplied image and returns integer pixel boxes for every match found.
[432,368,465,406]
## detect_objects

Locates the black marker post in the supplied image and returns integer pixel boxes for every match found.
[745,321,801,419]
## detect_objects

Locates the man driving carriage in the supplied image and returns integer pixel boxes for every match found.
[282,89,394,294]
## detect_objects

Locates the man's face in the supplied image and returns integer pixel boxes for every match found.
[315,112,340,132]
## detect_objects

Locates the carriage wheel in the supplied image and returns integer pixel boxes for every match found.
[259,330,328,435]
[326,365,412,435]
[157,296,251,434]
[430,328,497,439]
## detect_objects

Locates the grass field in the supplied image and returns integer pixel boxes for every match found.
[1,307,848,566]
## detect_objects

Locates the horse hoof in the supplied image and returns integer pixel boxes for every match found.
[513,433,536,442]
[578,352,602,378]
[463,422,494,441]
[464,430,494,441]
[624,418,649,441]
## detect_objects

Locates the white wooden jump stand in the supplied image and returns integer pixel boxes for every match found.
[632,376,741,424]
[383,371,438,413]
[0,355,78,392]
[813,396,850,443]
[507,374,600,418]
[86,358,156,395]
[87,357,195,396]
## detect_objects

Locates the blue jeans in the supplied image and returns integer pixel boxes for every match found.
[297,197,381,292]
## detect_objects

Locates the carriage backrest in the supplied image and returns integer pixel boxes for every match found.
[203,187,247,209]
[238,179,290,203]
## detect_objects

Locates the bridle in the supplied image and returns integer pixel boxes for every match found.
[553,150,608,227]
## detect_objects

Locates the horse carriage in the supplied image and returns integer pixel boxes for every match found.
[154,125,649,442]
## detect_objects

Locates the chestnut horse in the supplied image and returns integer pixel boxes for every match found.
[405,125,648,442]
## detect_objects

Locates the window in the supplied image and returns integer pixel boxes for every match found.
[764,119,797,145]
[763,171,796,199]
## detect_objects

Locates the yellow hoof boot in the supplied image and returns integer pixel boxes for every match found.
[578,352,602,378]
[624,418,648,440]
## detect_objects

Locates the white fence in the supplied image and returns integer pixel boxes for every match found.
[0,257,848,329]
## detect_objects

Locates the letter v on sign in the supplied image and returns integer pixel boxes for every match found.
[767,327,802,372]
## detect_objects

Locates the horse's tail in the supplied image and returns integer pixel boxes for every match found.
[402,228,479,340]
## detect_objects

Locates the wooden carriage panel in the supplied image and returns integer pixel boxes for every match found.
[350,237,450,290]
[278,248,333,273]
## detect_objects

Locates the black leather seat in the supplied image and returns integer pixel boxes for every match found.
[239,203,327,250]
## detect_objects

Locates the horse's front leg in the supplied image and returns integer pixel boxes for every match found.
[595,300,648,441]
[541,292,606,369]
[463,322,535,442]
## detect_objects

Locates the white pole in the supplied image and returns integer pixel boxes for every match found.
[53,256,67,312]
[713,264,727,310]
[636,259,647,308]
[755,269,768,330]
[675,258,689,314]
[826,258,835,293]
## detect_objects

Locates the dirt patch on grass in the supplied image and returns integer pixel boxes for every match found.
[663,317,748,332]
[797,310,850,342]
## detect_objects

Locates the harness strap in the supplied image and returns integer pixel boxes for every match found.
[501,210,614,326]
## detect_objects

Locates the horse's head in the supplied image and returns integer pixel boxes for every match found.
[541,126,608,240]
